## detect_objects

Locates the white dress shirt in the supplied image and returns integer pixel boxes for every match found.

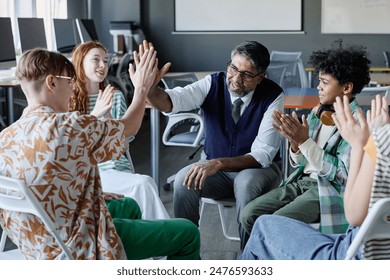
[165,74,284,167]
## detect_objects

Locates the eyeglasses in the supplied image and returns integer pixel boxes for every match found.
[226,62,260,82]
[55,75,75,87]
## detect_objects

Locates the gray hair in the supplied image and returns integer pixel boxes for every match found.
[231,41,270,74]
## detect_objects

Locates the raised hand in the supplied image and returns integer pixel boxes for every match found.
[133,40,171,88]
[90,84,114,118]
[129,46,158,98]
[367,94,390,131]
[332,95,369,149]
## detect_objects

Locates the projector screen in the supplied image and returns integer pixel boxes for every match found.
[175,0,302,32]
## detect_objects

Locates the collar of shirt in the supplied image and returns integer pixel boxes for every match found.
[229,89,255,109]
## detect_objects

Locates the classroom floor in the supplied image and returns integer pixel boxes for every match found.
[130,111,241,260]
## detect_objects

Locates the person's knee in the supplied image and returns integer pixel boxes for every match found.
[137,175,159,193]
[173,167,193,199]
[175,218,200,243]
[106,197,142,219]
[252,214,285,237]
[239,205,256,234]
[173,166,189,189]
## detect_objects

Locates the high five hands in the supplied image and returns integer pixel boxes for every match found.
[132,40,171,89]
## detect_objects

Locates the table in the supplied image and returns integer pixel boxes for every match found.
[370,72,390,85]
[305,67,390,88]
[284,87,318,109]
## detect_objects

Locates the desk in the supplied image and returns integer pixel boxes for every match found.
[370,73,390,85]
[284,87,318,109]
[305,67,390,88]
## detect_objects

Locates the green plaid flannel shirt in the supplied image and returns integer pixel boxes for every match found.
[285,98,360,234]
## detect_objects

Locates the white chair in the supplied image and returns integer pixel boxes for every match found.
[0,175,73,259]
[266,64,288,87]
[161,73,205,191]
[345,197,390,260]
[199,197,240,242]
[356,85,390,112]
[270,51,302,61]
[270,51,308,88]
[384,51,390,68]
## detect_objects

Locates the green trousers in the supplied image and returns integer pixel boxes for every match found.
[240,176,320,235]
[106,198,200,260]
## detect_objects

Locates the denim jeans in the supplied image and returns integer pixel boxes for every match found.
[239,215,362,260]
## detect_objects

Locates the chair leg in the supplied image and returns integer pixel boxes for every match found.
[199,200,206,226]
[217,204,240,241]
[0,230,7,252]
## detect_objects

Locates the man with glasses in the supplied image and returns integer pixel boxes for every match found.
[143,40,284,249]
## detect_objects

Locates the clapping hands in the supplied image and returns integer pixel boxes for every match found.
[90,84,114,118]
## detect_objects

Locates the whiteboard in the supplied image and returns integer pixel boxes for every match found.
[175,0,302,32]
[322,0,390,34]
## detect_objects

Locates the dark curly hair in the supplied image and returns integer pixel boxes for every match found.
[308,39,371,95]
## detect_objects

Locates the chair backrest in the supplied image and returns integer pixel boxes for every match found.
[384,51,390,68]
[162,72,198,89]
[356,86,390,110]
[114,53,135,105]
[0,175,73,259]
[345,197,390,260]
[266,63,288,87]
[161,73,205,148]
[270,51,302,61]
[270,51,308,88]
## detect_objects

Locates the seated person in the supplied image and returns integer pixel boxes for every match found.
[240,94,390,260]
[0,48,199,260]
[240,40,371,246]
[140,40,283,248]
[70,41,169,220]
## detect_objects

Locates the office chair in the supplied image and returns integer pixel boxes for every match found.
[266,63,288,87]
[270,51,308,88]
[0,175,73,260]
[160,73,204,191]
[356,85,390,113]
[115,53,134,106]
[270,51,302,61]
[345,197,390,260]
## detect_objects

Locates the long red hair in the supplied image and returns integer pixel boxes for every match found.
[69,41,107,114]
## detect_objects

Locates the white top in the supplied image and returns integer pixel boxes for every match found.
[165,74,284,167]
[290,124,335,179]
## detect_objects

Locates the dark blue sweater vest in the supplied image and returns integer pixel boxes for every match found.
[201,72,282,161]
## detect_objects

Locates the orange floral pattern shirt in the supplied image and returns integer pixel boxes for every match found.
[0,105,127,259]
